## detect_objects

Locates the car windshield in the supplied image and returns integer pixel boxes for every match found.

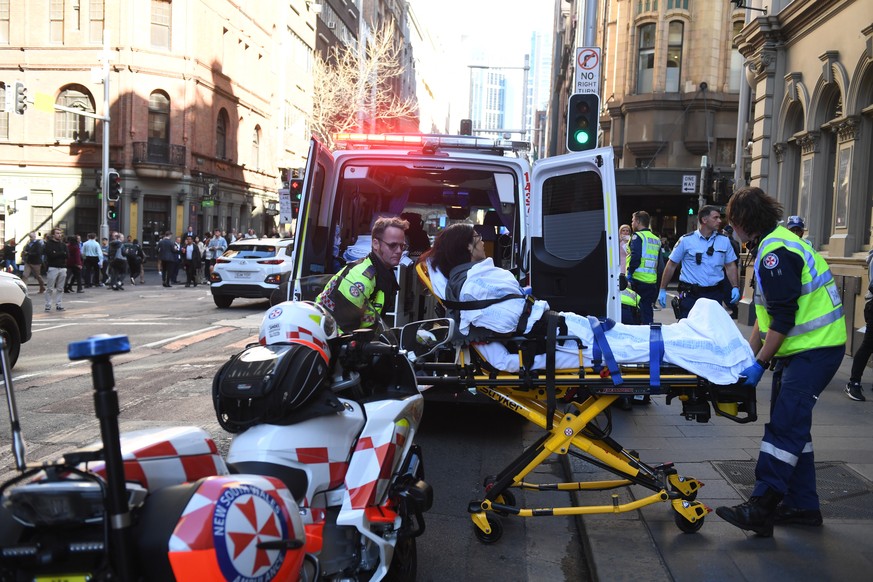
[224,245,279,259]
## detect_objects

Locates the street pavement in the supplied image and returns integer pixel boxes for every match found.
[568,301,873,582]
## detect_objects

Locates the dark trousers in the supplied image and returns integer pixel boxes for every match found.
[64,266,83,292]
[83,256,100,287]
[850,300,873,383]
[678,287,723,319]
[753,345,843,509]
[633,280,657,324]
[184,261,197,285]
[162,261,176,286]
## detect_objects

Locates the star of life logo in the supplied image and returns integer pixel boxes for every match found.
[213,484,288,582]
[268,307,284,319]
[762,253,779,269]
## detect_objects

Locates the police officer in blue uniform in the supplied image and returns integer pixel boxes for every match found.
[716,187,846,537]
[657,205,740,319]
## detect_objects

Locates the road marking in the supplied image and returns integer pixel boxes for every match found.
[161,327,234,351]
[32,323,78,332]
[227,334,259,350]
[141,326,223,349]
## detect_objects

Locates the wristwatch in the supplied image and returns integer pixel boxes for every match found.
[755,358,770,370]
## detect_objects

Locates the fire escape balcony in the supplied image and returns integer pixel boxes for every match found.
[132,142,186,180]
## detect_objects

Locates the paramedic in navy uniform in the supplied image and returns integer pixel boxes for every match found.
[657,205,740,319]
[716,187,846,537]
[626,210,660,324]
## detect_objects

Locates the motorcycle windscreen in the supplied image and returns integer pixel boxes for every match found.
[530,169,611,317]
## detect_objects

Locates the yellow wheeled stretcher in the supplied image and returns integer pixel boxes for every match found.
[414,262,757,541]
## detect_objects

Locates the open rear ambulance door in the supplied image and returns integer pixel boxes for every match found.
[288,137,336,301]
[528,147,620,320]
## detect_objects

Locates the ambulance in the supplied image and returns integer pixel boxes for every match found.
[284,133,621,327]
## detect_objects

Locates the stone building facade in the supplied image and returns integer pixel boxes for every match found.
[0,0,319,256]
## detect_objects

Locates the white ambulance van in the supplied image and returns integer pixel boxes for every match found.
[285,133,621,326]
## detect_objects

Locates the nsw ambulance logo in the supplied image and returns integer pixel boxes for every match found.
[213,484,288,581]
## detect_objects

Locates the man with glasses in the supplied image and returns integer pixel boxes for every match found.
[317,216,409,333]
[43,228,68,311]
[658,205,740,319]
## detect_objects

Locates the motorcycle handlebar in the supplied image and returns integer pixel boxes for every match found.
[361,342,396,357]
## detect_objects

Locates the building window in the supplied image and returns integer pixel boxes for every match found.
[0,84,7,140]
[50,0,64,44]
[55,87,96,142]
[151,0,171,49]
[637,23,656,94]
[216,109,229,160]
[251,126,261,170]
[728,20,744,92]
[0,0,10,45]
[666,21,683,93]
[89,1,104,44]
[148,91,170,162]
[667,0,689,9]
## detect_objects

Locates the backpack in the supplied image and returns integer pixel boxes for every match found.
[122,243,137,259]
[212,343,341,433]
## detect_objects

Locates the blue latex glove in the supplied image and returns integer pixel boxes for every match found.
[657,289,667,308]
[730,287,741,304]
[739,361,766,387]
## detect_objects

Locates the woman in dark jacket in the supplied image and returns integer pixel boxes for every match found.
[64,236,84,293]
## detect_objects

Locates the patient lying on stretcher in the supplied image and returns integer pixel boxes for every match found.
[420,224,755,386]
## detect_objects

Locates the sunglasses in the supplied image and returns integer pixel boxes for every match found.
[472,233,483,243]
[695,245,715,265]
[376,238,408,252]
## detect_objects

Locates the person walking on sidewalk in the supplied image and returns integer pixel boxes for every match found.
[846,247,873,401]
[626,210,660,324]
[43,228,68,311]
[20,232,46,293]
[81,232,101,288]
[63,236,84,293]
[657,205,740,319]
[716,187,846,537]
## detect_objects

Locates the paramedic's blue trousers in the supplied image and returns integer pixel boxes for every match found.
[751,345,844,509]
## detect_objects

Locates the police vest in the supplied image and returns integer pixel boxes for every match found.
[629,230,659,284]
[620,288,641,307]
[316,255,386,333]
[753,225,846,356]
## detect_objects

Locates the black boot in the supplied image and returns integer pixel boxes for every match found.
[715,488,783,537]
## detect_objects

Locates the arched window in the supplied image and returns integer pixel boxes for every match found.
[637,23,656,94]
[251,126,261,170]
[55,86,96,142]
[216,109,229,159]
[148,91,170,162]
[666,21,684,92]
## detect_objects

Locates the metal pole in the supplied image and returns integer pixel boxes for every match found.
[100,30,111,242]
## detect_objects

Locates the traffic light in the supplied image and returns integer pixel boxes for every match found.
[289,178,303,201]
[703,165,714,197]
[12,81,26,115]
[566,93,600,152]
[107,204,118,221]
[107,171,122,201]
[459,118,473,136]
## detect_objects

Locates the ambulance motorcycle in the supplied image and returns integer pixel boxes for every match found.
[213,297,450,581]
[0,301,449,581]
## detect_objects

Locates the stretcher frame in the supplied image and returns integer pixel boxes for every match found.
[413,262,757,540]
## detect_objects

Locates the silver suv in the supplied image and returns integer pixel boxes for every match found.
[0,271,33,367]
[209,238,294,308]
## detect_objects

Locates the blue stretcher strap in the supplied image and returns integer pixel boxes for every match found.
[649,323,664,388]
[587,316,622,385]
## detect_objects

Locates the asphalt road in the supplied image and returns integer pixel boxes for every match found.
[1,279,588,580]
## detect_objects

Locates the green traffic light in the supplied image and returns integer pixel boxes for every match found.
[574,130,590,145]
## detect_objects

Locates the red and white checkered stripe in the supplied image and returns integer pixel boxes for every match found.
[87,426,228,491]
[285,325,329,363]
[343,422,409,510]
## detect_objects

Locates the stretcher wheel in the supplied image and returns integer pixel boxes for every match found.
[671,484,698,502]
[494,489,516,513]
[473,516,503,544]
[674,511,705,533]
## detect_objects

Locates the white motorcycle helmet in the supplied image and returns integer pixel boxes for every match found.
[259,301,338,364]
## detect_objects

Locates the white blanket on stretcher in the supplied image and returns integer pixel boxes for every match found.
[427,259,755,385]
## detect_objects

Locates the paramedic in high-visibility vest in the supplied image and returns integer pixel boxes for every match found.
[657,205,740,320]
[316,216,409,333]
[626,210,660,324]
[716,187,846,537]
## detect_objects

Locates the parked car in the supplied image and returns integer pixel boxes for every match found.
[0,271,32,367]
[209,238,294,308]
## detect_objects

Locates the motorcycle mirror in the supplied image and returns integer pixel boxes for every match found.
[400,318,455,361]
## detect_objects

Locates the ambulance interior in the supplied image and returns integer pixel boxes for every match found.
[307,159,524,326]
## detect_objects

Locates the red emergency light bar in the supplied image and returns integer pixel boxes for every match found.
[332,133,526,155]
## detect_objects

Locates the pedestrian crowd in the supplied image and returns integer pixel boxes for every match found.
[6,226,288,306]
